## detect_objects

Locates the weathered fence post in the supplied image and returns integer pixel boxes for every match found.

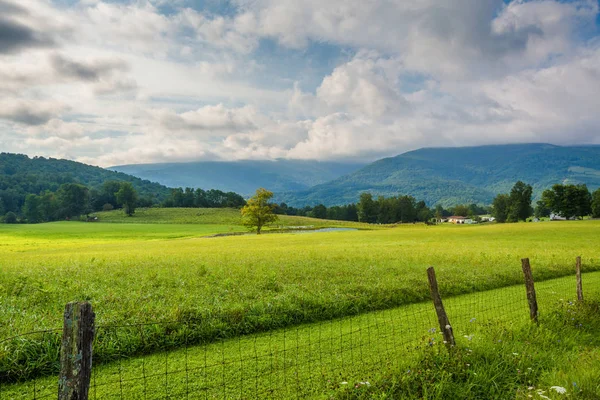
[427,267,455,348]
[59,302,95,400]
[521,258,538,323]
[576,256,583,302]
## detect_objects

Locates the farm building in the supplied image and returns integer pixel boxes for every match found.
[448,216,471,224]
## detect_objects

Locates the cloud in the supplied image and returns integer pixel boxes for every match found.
[0,0,73,54]
[50,54,128,81]
[0,14,53,54]
[155,104,262,133]
[0,100,65,126]
[0,0,598,167]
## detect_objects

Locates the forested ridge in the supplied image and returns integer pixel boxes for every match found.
[277,144,600,207]
[0,153,171,214]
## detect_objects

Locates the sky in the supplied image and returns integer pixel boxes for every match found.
[0,0,599,167]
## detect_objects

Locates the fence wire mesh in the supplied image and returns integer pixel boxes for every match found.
[2,270,598,399]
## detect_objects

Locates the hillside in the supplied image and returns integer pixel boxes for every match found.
[110,160,364,195]
[277,144,600,207]
[95,207,371,229]
[0,153,172,213]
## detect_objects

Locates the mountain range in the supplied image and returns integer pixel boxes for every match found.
[276,144,600,207]
[5,143,600,211]
[110,160,365,195]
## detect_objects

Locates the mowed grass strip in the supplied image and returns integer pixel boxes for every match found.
[1,218,599,382]
[5,272,600,399]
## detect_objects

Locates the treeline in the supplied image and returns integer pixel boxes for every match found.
[492,181,600,222]
[275,193,491,223]
[161,188,246,208]
[2,181,140,223]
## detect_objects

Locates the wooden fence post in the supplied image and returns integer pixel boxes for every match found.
[427,267,455,348]
[521,258,538,323]
[576,256,583,302]
[59,302,95,400]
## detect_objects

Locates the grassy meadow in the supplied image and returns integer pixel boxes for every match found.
[5,272,600,398]
[1,209,600,394]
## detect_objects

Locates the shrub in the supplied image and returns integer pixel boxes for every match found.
[4,211,17,224]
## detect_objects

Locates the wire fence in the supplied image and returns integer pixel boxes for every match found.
[2,266,598,399]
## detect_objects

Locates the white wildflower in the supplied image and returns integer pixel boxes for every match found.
[550,386,567,394]
[445,324,451,329]
[537,389,551,400]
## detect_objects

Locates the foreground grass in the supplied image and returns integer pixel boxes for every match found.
[5,272,600,399]
[1,219,599,382]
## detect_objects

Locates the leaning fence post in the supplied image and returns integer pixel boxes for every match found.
[576,256,583,302]
[427,267,455,348]
[521,258,538,323]
[59,302,95,400]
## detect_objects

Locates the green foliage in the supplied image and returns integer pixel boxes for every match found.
[593,188,600,218]
[4,211,17,223]
[492,194,510,223]
[451,204,470,217]
[542,184,592,219]
[163,187,246,209]
[357,193,377,223]
[241,188,279,234]
[534,200,551,219]
[492,181,533,223]
[0,153,171,215]
[56,183,90,218]
[22,194,44,223]
[116,182,138,216]
[508,181,533,222]
[356,193,427,224]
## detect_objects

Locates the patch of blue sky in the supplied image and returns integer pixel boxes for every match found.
[147,95,247,111]
[157,0,239,17]
[251,38,352,92]
[88,130,130,139]
[399,73,430,94]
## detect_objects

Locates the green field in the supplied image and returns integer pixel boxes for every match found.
[5,272,600,398]
[1,209,600,396]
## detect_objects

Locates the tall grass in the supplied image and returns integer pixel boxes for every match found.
[1,218,599,383]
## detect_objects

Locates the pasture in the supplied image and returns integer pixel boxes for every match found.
[1,210,600,395]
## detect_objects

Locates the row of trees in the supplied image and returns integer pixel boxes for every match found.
[3,181,138,223]
[162,188,246,209]
[492,182,600,223]
[275,196,490,224]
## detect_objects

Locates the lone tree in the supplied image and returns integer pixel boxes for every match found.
[116,182,138,216]
[241,188,278,234]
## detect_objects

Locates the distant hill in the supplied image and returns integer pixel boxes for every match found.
[276,144,600,207]
[0,153,171,213]
[110,160,365,195]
